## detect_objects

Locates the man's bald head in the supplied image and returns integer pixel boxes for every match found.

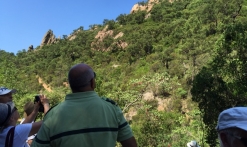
[68,63,95,92]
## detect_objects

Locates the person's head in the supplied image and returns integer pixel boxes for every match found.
[68,63,96,93]
[24,101,35,117]
[0,87,16,103]
[187,140,200,147]
[0,102,19,131]
[216,107,247,147]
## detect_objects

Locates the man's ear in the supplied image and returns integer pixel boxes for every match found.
[219,132,229,147]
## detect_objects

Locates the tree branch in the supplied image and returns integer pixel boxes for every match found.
[123,94,143,113]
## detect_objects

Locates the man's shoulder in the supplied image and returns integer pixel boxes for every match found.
[101,97,118,106]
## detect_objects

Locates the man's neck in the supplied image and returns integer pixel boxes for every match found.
[72,88,94,93]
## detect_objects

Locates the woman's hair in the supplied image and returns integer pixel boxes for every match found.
[24,101,34,116]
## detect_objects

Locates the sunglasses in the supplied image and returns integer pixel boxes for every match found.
[229,133,247,146]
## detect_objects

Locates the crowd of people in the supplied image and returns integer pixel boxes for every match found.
[0,63,137,147]
[0,88,49,147]
[1,63,247,147]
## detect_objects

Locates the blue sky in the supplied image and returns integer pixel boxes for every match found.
[0,0,142,54]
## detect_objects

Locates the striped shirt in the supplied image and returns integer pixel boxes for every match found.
[31,91,133,147]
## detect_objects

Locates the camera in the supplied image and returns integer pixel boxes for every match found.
[34,95,44,113]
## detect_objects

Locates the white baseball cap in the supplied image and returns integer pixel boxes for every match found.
[187,140,200,147]
[216,107,247,131]
[0,87,16,95]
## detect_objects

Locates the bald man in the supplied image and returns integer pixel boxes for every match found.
[31,63,138,147]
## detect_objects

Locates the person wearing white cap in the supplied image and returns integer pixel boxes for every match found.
[0,87,17,103]
[0,87,50,125]
[0,102,42,147]
[216,107,247,147]
[187,140,200,147]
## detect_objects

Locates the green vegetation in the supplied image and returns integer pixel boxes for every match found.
[1,0,247,146]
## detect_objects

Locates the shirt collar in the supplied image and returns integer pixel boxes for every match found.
[65,91,98,100]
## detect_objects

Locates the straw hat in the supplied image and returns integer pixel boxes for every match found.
[24,102,34,116]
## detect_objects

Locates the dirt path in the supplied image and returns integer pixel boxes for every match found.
[38,77,52,92]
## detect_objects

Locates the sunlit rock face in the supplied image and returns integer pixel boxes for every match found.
[130,0,160,14]
[40,29,56,46]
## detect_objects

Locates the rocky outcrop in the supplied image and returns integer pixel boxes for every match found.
[68,34,76,41]
[28,45,34,52]
[63,82,69,87]
[130,0,160,13]
[111,40,128,50]
[67,29,81,41]
[91,25,128,51]
[124,90,188,121]
[94,25,114,42]
[114,32,124,39]
[113,32,128,49]
[40,30,57,46]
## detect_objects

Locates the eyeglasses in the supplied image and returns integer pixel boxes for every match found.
[228,133,247,146]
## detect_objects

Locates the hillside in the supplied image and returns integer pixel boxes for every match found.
[1,0,247,146]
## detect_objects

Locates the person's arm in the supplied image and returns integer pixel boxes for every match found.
[115,105,138,147]
[43,103,50,114]
[39,95,50,114]
[30,122,51,147]
[22,102,40,124]
[29,121,42,136]
[120,136,138,147]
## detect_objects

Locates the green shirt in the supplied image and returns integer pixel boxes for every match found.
[31,91,133,147]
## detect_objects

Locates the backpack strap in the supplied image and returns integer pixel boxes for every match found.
[5,127,15,147]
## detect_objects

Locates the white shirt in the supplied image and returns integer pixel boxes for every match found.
[0,123,32,147]
[20,118,36,140]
